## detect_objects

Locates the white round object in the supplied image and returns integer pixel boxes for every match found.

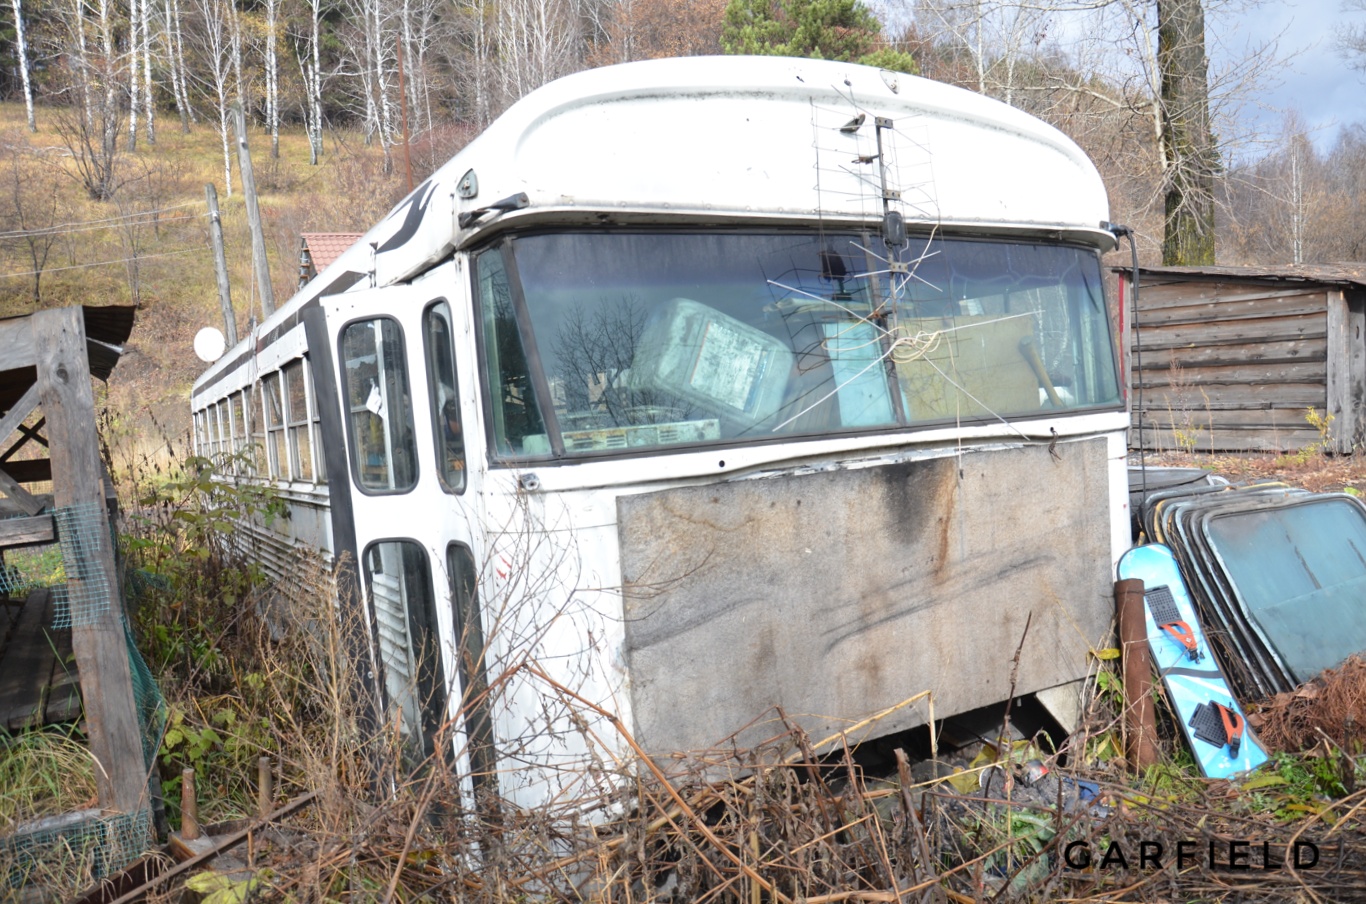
[194,327,227,363]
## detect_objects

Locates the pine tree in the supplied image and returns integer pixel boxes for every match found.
[721,0,917,73]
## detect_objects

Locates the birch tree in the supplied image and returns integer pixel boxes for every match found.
[10,0,36,131]
[909,0,1050,103]
[165,0,195,131]
[49,0,128,199]
[128,0,141,149]
[265,0,281,157]
[339,0,397,158]
[188,0,238,195]
[141,0,156,143]
[291,0,327,163]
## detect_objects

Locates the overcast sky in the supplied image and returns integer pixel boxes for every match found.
[1224,0,1366,151]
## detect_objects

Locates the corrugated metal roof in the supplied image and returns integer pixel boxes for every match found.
[1119,263,1366,289]
[301,233,362,273]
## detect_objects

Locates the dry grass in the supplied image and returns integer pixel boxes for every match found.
[0,729,97,831]
[0,100,420,447]
[87,548,1365,904]
[1144,449,1366,495]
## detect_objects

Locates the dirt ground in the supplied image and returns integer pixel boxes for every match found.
[1140,450,1366,494]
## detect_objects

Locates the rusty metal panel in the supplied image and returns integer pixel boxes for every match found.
[618,438,1113,756]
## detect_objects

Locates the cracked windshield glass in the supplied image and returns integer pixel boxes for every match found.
[477,231,1120,458]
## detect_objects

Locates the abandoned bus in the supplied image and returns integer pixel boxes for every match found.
[191,56,1128,811]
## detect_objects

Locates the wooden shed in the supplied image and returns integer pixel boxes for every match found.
[0,306,154,871]
[1121,264,1366,453]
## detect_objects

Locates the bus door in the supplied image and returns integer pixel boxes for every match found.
[318,284,495,790]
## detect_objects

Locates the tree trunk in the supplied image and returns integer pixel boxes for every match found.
[266,0,280,158]
[311,0,323,163]
[128,0,139,151]
[141,0,155,144]
[167,0,193,131]
[11,0,35,131]
[1158,0,1217,265]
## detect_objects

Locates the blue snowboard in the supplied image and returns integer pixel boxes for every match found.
[1117,544,1269,778]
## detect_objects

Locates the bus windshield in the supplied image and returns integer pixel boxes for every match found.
[476,230,1120,459]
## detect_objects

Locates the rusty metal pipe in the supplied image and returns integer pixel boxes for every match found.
[180,768,200,841]
[1116,578,1160,770]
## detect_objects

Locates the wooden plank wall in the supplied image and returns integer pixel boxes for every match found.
[1129,277,1331,453]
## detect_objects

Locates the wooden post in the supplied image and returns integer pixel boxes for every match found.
[233,103,275,319]
[180,768,200,841]
[1116,578,1159,771]
[257,756,273,818]
[205,183,238,347]
[1326,288,1366,452]
[33,307,147,817]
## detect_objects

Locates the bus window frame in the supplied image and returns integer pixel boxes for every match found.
[337,314,420,496]
[422,299,468,495]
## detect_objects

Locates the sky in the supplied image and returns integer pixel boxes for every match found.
[1222,0,1366,152]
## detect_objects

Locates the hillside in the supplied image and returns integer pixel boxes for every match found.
[0,102,454,454]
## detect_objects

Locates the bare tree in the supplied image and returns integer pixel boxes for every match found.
[141,0,156,143]
[165,0,195,131]
[906,0,1282,263]
[49,0,129,202]
[910,0,1052,103]
[1221,113,1366,267]
[0,141,66,304]
[1339,0,1366,70]
[1156,0,1215,263]
[291,0,327,164]
[338,0,397,160]
[10,0,36,132]
[187,0,238,195]
[265,0,281,157]
[587,0,727,64]
[129,0,142,149]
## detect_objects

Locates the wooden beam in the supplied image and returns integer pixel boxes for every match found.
[0,318,35,372]
[33,307,147,818]
[0,458,51,483]
[0,464,43,515]
[0,382,39,450]
[0,589,53,730]
[0,512,54,546]
[0,418,47,464]
[1326,289,1356,453]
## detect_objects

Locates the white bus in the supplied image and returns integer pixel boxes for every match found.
[192,55,1129,811]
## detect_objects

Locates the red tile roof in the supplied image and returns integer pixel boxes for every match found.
[300,233,362,274]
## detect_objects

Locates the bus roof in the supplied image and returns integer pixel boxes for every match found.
[197,56,1111,392]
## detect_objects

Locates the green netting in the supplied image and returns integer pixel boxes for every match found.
[2,807,153,889]
[0,617,166,889]
[127,619,167,771]
[0,518,63,599]
[0,563,37,597]
[52,502,115,629]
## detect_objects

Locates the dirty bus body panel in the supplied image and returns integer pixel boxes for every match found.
[191,57,1128,811]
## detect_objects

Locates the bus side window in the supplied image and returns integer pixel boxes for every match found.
[263,372,287,479]
[423,302,466,492]
[283,359,314,482]
[364,540,447,763]
[232,389,250,475]
[341,318,418,493]
[251,382,268,476]
[447,543,495,796]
